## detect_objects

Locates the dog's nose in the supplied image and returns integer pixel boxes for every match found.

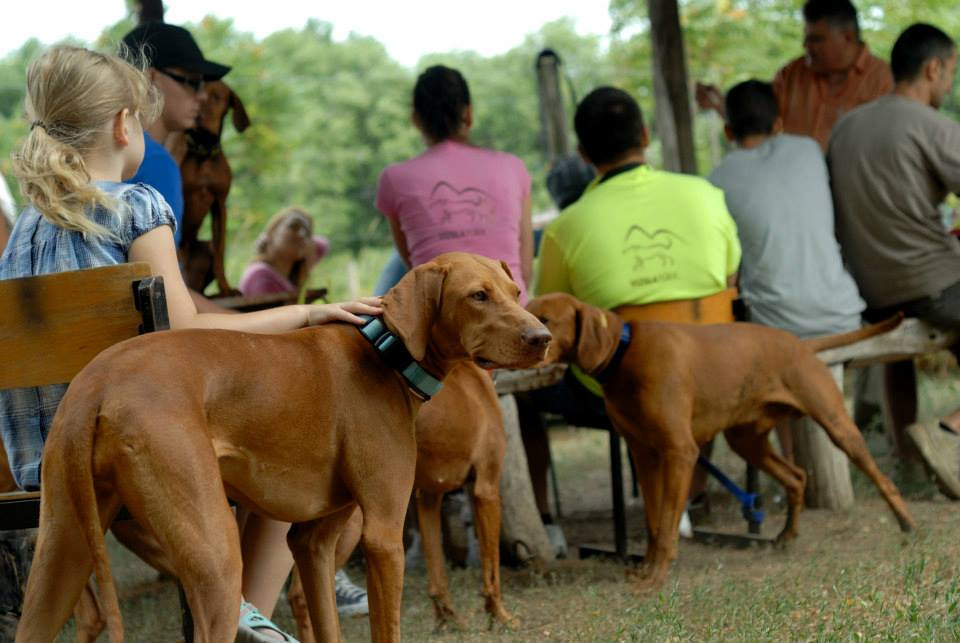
[521,327,552,348]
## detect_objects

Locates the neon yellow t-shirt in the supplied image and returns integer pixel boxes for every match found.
[535,165,741,310]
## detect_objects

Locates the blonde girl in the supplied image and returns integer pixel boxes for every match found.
[0,45,377,642]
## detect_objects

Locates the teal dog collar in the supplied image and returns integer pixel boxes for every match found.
[358,316,443,401]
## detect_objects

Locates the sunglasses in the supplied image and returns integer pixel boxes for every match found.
[158,69,205,93]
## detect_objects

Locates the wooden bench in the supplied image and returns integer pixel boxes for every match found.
[798,318,960,509]
[0,262,170,636]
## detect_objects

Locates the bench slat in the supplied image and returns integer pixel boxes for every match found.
[817,318,959,367]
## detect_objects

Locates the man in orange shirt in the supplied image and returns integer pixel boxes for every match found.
[696,0,892,151]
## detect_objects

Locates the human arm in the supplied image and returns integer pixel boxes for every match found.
[129,225,380,331]
[519,194,533,288]
[695,82,726,118]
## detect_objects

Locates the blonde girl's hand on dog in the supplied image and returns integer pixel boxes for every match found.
[305,297,383,326]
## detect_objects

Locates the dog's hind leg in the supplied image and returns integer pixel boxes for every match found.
[17,492,121,642]
[111,424,242,643]
[724,426,807,543]
[471,460,515,628]
[288,505,356,643]
[415,489,462,629]
[802,398,916,532]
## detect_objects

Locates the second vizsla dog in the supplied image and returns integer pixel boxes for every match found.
[17,252,550,643]
[527,292,915,590]
[290,362,515,638]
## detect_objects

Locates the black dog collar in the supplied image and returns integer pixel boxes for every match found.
[357,316,443,401]
[594,322,632,384]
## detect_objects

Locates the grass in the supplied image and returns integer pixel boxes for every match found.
[53,363,960,642]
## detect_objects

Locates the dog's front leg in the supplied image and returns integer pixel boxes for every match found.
[636,438,698,592]
[288,506,357,643]
[415,489,462,629]
[360,502,410,643]
[470,472,515,628]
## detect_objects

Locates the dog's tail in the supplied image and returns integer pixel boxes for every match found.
[803,313,904,353]
[59,398,124,642]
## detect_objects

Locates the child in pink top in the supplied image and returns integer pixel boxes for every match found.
[375,65,533,303]
[239,207,330,296]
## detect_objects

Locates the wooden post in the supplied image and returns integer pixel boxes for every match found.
[535,49,570,162]
[135,0,164,23]
[497,394,556,565]
[792,364,855,509]
[646,0,697,174]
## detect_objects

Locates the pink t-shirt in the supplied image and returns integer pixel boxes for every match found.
[375,140,532,303]
[238,261,295,295]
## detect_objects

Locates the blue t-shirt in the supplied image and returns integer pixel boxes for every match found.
[129,132,183,244]
[0,182,175,489]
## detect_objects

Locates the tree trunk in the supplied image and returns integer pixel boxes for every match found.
[646,0,697,174]
[497,394,556,565]
[792,364,855,509]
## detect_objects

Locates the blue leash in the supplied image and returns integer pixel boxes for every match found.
[696,456,765,525]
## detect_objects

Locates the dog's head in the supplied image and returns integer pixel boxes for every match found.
[382,252,551,370]
[197,80,251,137]
[526,292,619,373]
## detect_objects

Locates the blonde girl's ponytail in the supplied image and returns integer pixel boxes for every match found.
[11,45,162,239]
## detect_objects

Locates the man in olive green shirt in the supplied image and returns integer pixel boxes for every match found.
[829,23,960,498]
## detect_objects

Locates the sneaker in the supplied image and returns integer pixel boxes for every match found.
[335,569,369,617]
[236,601,298,642]
[906,420,960,500]
[543,523,568,559]
[678,510,693,539]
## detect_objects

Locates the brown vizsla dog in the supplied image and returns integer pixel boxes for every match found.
[178,80,250,295]
[526,292,915,590]
[289,362,514,638]
[16,252,550,643]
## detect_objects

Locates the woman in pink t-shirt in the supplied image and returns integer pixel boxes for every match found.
[375,65,533,303]
[239,207,330,297]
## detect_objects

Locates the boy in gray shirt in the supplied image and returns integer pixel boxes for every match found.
[709,80,864,338]
[708,79,865,463]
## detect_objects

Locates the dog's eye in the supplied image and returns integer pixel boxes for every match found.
[472,291,488,302]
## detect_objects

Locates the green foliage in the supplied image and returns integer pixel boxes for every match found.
[2,4,959,296]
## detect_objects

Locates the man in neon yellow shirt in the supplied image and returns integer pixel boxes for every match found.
[537,86,741,308]
[523,87,740,545]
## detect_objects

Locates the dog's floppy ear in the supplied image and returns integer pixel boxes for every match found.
[230,89,251,133]
[574,300,619,374]
[382,264,446,361]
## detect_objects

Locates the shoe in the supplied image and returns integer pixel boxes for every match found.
[906,420,960,500]
[679,510,693,539]
[543,523,568,559]
[335,569,369,617]
[236,601,298,642]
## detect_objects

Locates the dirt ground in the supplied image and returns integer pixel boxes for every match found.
[53,368,960,641]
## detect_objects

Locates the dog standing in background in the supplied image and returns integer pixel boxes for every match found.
[173,80,251,295]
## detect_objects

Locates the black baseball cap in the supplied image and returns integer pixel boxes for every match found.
[122,22,230,80]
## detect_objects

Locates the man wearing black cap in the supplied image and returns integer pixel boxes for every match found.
[121,22,230,246]
[120,25,306,643]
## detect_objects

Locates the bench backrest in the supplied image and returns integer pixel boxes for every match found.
[0,262,168,389]
[0,262,168,526]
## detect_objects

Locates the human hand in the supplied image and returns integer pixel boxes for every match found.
[305,296,383,326]
[694,82,725,115]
